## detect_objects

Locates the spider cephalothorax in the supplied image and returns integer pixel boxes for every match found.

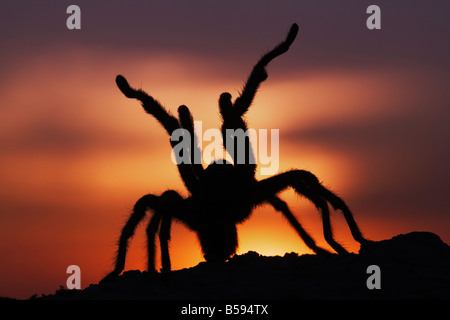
[103,23,369,281]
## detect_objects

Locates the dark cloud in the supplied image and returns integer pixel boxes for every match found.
[1,1,449,75]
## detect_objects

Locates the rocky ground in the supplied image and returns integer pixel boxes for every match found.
[36,231,450,300]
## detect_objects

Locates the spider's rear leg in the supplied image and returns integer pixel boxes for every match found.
[150,190,184,273]
[102,194,160,282]
[316,185,370,245]
[158,214,172,273]
[146,212,161,273]
[102,191,182,283]
[145,210,172,273]
[300,188,349,254]
[257,170,366,254]
[267,196,331,255]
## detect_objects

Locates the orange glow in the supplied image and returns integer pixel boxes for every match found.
[1,46,448,300]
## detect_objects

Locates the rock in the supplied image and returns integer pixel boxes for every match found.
[360,231,450,262]
[37,231,450,300]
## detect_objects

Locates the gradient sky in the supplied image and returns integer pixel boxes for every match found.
[0,1,449,299]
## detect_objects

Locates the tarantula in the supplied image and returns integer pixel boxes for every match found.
[103,23,369,281]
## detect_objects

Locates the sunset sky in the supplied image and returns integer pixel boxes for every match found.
[1,1,449,299]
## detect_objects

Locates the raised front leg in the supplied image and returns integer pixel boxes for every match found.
[219,92,256,177]
[116,75,179,134]
[233,23,299,116]
[178,105,204,178]
[218,24,299,177]
[115,75,199,194]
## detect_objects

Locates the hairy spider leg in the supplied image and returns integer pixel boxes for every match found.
[116,75,179,134]
[115,75,199,194]
[102,190,183,282]
[266,196,331,255]
[256,169,366,254]
[315,184,369,244]
[218,23,299,178]
[146,212,162,272]
[178,105,204,178]
[147,190,184,273]
[159,214,172,273]
[219,92,256,178]
[102,193,161,282]
[299,187,348,254]
[233,23,299,117]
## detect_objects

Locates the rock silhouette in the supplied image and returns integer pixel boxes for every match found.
[38,232,450,300]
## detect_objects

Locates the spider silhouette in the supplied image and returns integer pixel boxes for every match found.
[103,23,369,281]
